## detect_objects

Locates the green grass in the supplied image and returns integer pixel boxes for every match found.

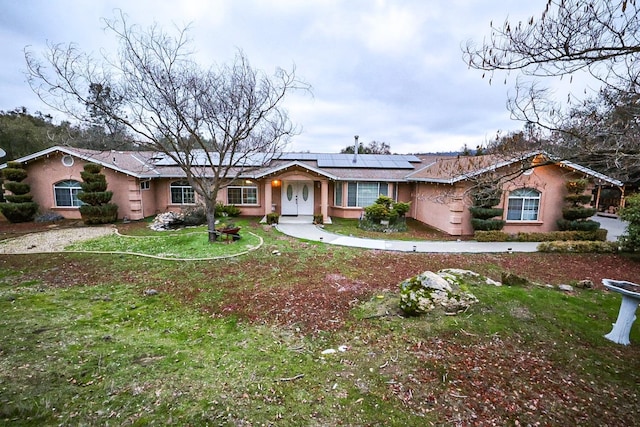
[1,219,639,425]
[66,220,261,259]
[0,282,426,425]
[324,217,460,240]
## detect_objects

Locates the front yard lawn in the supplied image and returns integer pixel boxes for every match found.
[1,218,639,425]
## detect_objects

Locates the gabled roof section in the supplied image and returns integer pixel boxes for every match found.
[248,160,338,180]
[0,146,160,178]
[406,151,623,187]
[559,160,624,187]
[406,152,537,184]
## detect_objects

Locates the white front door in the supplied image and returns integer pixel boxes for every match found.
[281,181,314,215]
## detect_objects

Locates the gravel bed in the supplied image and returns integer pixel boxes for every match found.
[0,226,117,254]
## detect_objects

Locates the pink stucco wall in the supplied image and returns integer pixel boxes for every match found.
[15,152,597,236]
[411,163,594,236]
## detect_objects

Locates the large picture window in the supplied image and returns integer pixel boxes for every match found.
[507,188,540,221]
[170,180,195,204]
[346,182,388,207]
[227,181,258,205]
[54,180,83,207]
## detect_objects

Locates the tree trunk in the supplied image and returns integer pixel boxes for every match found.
[206,208,218,243]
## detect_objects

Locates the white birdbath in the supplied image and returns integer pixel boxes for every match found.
[602,279,640,345]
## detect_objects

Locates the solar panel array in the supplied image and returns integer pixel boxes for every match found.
[277,153,420,169]
[153,151,271,167]
[152,151,420,169]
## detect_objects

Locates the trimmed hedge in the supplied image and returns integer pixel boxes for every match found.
[537,240,619,253]
[475,228,608,242]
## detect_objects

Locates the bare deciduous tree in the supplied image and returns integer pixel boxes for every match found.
[25,11,308,241]
[463,0,640,181]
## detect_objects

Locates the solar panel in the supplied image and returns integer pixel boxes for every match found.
[153,151,419,168]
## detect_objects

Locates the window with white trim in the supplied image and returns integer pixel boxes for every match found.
[170,180,195,204]
[227,181,258,205]
[507,188,540,221]
[346,182,389,207]
[54,180,83,207]
[140,180,150,190]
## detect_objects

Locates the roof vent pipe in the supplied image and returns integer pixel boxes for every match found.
[352,135,359,164]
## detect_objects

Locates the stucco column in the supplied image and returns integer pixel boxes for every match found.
[321,179,329,221]
[264,180,272,217]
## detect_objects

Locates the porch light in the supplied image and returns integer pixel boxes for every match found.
[272,179,281,187]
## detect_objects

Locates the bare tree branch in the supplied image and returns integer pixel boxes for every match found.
[25,10,310,241]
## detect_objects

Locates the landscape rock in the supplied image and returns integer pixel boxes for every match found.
[399,270,478,316]
[438,268,502,287]
[149,212,185,231]
[501,272,533,287]
[576,279,594,289]
[558,284,574,292]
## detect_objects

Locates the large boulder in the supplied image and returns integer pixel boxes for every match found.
[399,270,479,316]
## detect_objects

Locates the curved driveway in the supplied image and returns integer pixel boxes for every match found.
[276,215,626,254]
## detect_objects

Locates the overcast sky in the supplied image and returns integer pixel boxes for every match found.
[0,0,566,154]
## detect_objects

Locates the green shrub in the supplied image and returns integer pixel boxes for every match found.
[223,204,241,217]
[78,191,113,206]
[79,204,118,225]
[364,202,395,222]
[5,194,34,203]
[78,163,117,225]
[468,207,503,220]
[394,201,411,217]
[266,212,279,225]
[182,204,207,226]
[3,181,30,195]
[618,193,640,251]
[537,240,619,253]
[557,218,600,231]
[214,202,226,217]
[564,194,593,205]
[362,196,409,228]
[561,207,597,221]
[474,230,510,242]
[475,229,608,242]
[83,163,102,174]
[0,202,39,223]
[0,161,38,223]
[471,218,506,231]
[1,168,28,183]
[471,184,502,207]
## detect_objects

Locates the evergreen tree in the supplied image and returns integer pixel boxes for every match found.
[0,161,39,222]
[77,163,118,224]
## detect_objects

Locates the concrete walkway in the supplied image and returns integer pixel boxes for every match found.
[275,215,627,254]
